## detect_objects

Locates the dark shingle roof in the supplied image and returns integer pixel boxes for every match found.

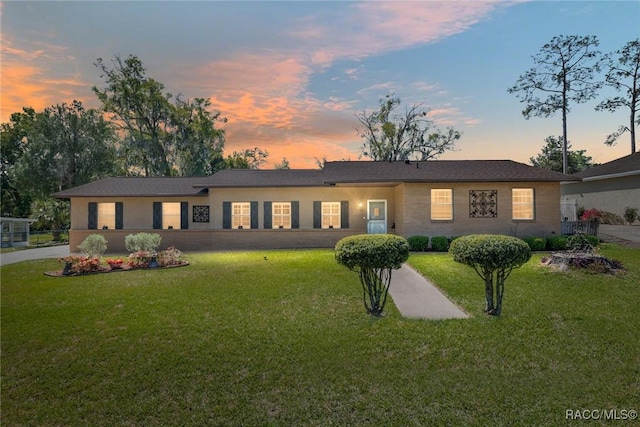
[572,152,640,180]
[196,169,326,188]
[53,160,577,197]
[53,177,209,198]
[322,160,575,183]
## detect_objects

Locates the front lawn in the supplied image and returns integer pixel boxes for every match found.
[1,246,639,426]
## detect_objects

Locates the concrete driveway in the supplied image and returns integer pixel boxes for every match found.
[0,245,70,266]
[598,225,640,249]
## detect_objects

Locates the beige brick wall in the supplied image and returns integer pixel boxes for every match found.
[207,186,396,230]
[400,182,561,238]
[69,196,210,230]
[67,181,562,252]
[68,228,370,253]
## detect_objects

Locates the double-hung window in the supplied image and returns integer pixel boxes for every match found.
[162,202,182,229]
[512,188,534,220]
[232,202,251,229]
[97,202,116,229]
[431,189,453,220]
[89,202,122,230]
[272,202,291,229]
[322,202,341,229]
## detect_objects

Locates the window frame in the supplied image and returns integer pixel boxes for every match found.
[231,202,251,229]
[512,188,535,220]
[321,202,341,229]
[97,202,116,230]
[430,189,453,221]
[162,202,182,230]
[272,202,292,229]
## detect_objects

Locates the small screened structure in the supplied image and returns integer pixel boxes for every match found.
[1,217,35,248]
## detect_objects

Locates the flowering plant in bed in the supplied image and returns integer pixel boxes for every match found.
[581,208,603,222]
[58,256,103,275]
[106,258,125,269]
[127,251,151,269]
[157,247,184,267]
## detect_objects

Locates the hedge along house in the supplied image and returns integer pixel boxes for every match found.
[53,160,577,253]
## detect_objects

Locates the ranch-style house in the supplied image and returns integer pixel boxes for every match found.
[54,160,577,253]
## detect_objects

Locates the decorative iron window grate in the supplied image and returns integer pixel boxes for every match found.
[192,205,210,223]
[469,190,497,218]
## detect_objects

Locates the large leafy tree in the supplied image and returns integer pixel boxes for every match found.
[596,39,640,153]
[94,55,229,176]
[93,55,174,176]
[273,157,290,170]
[15,101,118,197]
[530,136,596,174]
[0,108,36,217]
[508,35,602,174]
[1,101,117,228]
[171,96,226,176]
[357,94,461,161]
[222,147,269,170]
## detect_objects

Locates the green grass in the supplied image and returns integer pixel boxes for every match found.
[2,246,639,426]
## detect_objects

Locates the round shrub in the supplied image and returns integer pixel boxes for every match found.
[546,235,568,251]
[450,234,531,272]
[335,234,409,270]
[407,235,429,251]
[125,232,162,253]
[77,234,108,258]
[430,236,450,252]
[522,236,546,251]
[584,234,599,247]
[624,207,638,224]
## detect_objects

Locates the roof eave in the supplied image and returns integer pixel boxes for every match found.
[325,178,569,184]
[201,184,329,189]
[580,170,640,181]
[52,191,209,198]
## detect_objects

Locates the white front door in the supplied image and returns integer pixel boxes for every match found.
[367,200,387,234]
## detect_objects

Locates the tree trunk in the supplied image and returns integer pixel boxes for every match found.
[493,271,506,316]
[359,267,392,317]
[630,104,636,154]
[562,77,569,174]
[484,274,494,314]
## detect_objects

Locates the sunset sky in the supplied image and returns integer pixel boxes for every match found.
[1,1,638,168]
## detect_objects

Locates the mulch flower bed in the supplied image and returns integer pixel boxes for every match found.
[45,255,189,277]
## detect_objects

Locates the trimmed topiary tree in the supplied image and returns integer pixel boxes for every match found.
[335,234,409,317]
[449,234,531,315]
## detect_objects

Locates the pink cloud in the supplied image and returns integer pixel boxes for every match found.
[2,1,505,166]
[0,38,91,122]
[298,1,507,66]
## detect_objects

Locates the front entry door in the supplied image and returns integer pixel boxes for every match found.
[367,200,387,234]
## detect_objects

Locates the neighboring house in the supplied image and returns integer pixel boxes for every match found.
[54,160,575,252]
[561,152,640,219]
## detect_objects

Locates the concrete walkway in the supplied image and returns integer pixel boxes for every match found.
[389,264,468,320]
[0,245,70,267]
